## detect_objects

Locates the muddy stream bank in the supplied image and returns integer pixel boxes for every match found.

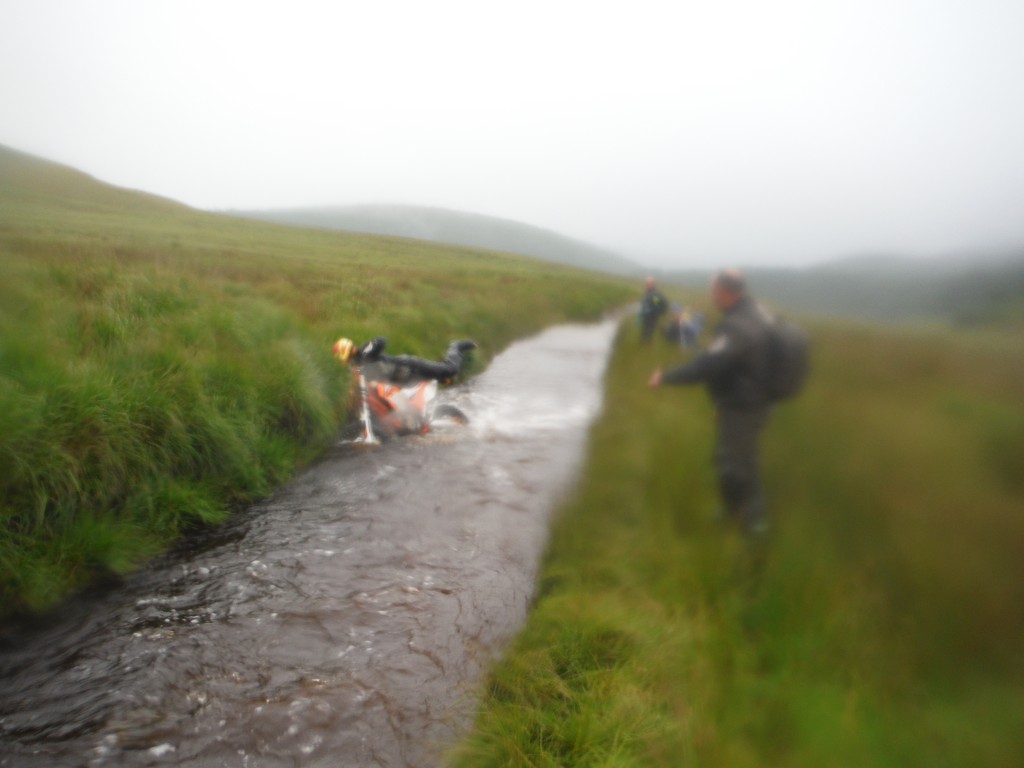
[0,320,618,767]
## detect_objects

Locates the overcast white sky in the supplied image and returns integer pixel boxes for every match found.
[2,0,1023,268]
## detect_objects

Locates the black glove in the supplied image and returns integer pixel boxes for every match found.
[359,336,387,360]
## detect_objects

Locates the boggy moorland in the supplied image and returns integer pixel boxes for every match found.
[0,145,631,616]
[2,144,1023,766]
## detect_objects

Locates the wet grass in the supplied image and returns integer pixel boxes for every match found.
[0,149,633,615]
[450,316,1024,767]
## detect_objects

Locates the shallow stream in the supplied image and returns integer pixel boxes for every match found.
[0,319,617,767]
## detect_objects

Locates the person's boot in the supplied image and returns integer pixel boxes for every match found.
[740,495,770,538]
[746,517,770,537]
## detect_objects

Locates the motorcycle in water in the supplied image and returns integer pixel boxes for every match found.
[332,336,473,444]
[346,368,470,444]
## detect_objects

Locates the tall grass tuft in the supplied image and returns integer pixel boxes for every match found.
[451,316,1024,767]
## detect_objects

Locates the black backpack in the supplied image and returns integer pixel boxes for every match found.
[764,316,810,401]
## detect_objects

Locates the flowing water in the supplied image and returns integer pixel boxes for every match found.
[0,320,618,768]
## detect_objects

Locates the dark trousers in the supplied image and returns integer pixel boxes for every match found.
[640,314,660,342]
[381,342,465,383]
[714,406,770,530]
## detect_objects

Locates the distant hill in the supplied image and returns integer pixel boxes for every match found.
[0,143,187,216]
[0,145,637,276]
[664,250,1024,325]
[230,204,641,276]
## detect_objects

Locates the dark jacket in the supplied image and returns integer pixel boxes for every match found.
[662,295,772,409]
[640,287,669,318]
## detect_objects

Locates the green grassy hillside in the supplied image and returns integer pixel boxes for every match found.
[0,144,633,616]
[232,203,641,276]
[451,315,1024,766]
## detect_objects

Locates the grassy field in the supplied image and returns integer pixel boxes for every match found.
[0,146,633,616]
[5,145,1022,764]
[449,313,1024,767]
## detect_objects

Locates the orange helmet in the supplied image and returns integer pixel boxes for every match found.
[332,337,357,363]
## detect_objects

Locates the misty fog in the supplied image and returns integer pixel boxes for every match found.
[2,0,1023,268]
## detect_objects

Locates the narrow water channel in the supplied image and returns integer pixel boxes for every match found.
[0,319,618,767]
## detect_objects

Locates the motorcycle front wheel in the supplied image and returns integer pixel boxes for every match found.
[433,404,469,425]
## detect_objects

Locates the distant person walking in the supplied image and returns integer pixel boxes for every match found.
[647,268,774,535]
[638,276,669,342]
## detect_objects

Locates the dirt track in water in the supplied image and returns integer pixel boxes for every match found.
[0,320,618,767]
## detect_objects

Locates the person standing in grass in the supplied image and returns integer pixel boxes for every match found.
[647,268,773,535]
[638,276,669,342]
